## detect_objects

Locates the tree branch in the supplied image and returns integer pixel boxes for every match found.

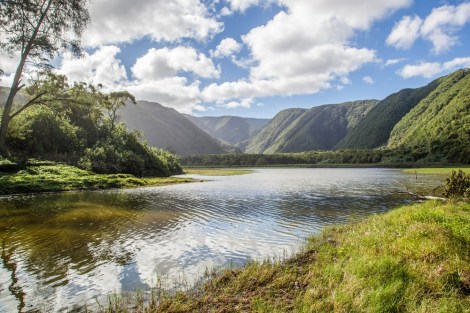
[9,91,47,120]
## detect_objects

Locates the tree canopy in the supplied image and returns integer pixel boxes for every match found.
[0,0,90,152]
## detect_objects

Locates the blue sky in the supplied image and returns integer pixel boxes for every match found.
[2,0,470,118]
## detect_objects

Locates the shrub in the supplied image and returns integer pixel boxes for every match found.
[443,170,470,198]
[79,124,181,177]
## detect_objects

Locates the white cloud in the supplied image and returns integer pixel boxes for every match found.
[202,0,410,103]
[227,0,267,12]
[384,58,406,67]
[387,3,470,54]
[362,76,374,84]
[213,38,242,58]
[83,0,223,47]
[56,45,128,87]
[398,57,470,78]
[0,52,20,74]
[132,47,220,80]
[220,98,253,109]
[386,15,422,50]
[125,77,202,114]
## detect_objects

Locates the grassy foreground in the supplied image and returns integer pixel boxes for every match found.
[184,168,253,176]
[0,163,193,195]
[105,201,469,312]
[402,167,470,175]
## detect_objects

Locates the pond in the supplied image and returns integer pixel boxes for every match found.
[0,168,445,312]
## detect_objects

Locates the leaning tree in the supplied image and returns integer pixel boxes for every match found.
[0,0,90,153]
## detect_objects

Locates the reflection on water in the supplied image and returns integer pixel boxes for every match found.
[0,168,444,312]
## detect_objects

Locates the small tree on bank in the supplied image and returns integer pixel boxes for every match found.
[0,0,90,153]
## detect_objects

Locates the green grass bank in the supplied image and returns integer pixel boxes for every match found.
[106,200,469,312]
[0,163,194,196]
[183,168,253,176]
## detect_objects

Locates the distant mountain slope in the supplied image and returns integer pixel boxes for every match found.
[118,101,230,156]
[388,69,470,163]
[244,100,377,153]
[265,100,378,153]
[336,80,441,149]
[184,115,269,145]
[244,108,307,153]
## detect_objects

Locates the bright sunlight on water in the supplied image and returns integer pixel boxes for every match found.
[0,168,445,311]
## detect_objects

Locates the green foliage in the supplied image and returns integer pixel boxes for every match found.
[80,124,182,177]
[8,106,82,158]
[5,73,182,177]
[180,149,418,167]
[337,79,440,149]
[444,170,470,198]
[389,69,470,164]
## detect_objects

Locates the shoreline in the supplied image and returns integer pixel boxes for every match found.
[105,200,470,312]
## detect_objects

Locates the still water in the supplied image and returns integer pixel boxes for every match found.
[0,168,444,312]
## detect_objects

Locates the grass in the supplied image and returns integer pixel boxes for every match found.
[402,167,470,175]
[183,168,253,176]
[103,200,470,312]
[0,163,194,196]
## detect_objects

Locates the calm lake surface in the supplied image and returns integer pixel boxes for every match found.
[0,168,445,312]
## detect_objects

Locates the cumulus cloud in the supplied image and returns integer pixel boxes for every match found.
[387,3,470,54]
[362,76,374,84]
[213,38,242,58]
[56,45,128,87]
[202,0,410,103]
[227,0,269,12]
[125,77,202,114]
[131,47,220,80]
[83,0,222,47]
[384,58,406,67]
[386,15,422,50]
[398,57,470,78]
[219,98,253,109]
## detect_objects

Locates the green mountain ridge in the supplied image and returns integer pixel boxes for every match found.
[388,68,470,163]
[244,108,307,153]
[245,100,378,154]
[335,79,441,149]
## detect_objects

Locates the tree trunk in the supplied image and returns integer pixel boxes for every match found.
[0,58,25,154]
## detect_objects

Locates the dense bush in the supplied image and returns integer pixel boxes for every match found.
[5,73,182,177]
[79,125,182,177]
[444,170,470,198]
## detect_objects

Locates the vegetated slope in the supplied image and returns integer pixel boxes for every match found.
[336,79,441,149]
[244,108,307,153]
[388,68,470,163]
[245,101,377,153]
[118,101,231,156]
[184,115,269,146]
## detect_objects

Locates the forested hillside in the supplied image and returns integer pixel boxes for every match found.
[388,69,470,163]
[245,101,377,153]
[184,115,269,146]
[336,79,441,149]
[244,108,307,153]
[118,101,236,156]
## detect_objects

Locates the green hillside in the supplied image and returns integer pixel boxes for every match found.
[118,101,233,156]
[388,69,470,163]
[245,101,377,154]
[336,80,441,149]
[265,100,377,153]
[184,115,269,145]
[244,108,307,153]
